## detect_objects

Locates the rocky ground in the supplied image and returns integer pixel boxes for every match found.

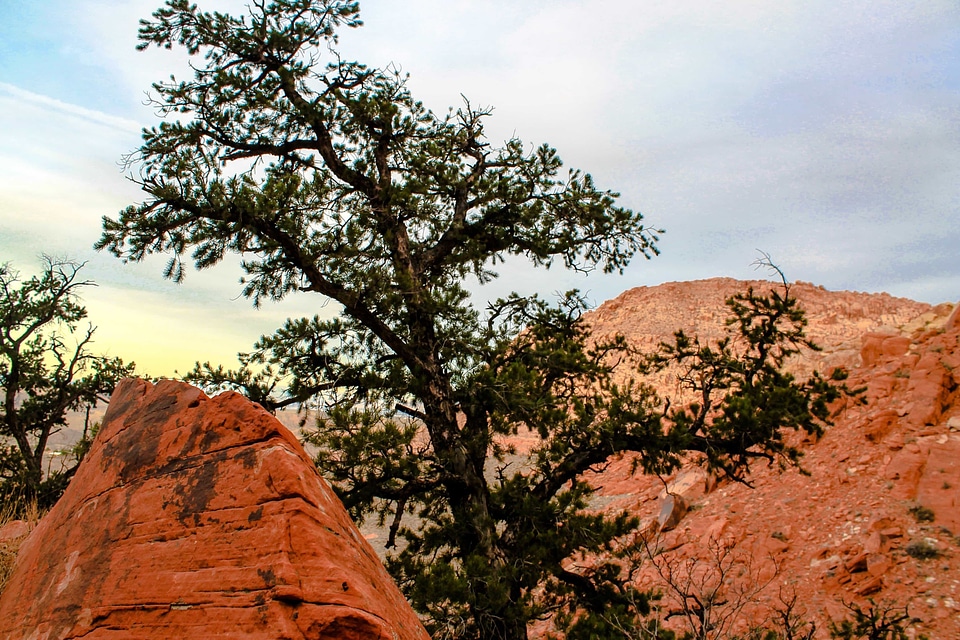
[291,278,960,637]
[563,279,960,638]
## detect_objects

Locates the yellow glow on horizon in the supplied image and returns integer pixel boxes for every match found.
[80,284,335,379]
[82,292,246,378]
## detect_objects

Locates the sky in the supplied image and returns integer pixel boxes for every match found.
[0,0,958,377]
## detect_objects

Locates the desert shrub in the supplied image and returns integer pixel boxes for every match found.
[827,599,926,640]
[0,495,41,595]
[908,504,935,523]
[904,539,941,560]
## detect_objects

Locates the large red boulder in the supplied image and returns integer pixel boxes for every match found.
[0,379,428,640]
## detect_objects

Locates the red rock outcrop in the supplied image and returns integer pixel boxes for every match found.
[0,378,428,640]
[572,281,960,638]
[589,279,932,366]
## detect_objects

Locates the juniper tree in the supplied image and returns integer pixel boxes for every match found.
[0,258,132,510]
[97,2,845,637]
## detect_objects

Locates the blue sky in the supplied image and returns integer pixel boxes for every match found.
[1,0,958,376]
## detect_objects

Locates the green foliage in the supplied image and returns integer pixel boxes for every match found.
[99,2,847,637]
[904,539,941,560]
[828,600,926,640]
[0,258,134,513]
[908,504,935,523]
[67,419,101,464]
[639,265,848,481]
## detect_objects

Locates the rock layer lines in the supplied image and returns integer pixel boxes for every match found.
[0,378,428,640]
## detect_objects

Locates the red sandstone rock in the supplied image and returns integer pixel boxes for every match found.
[883,443,927,499]
[915,438,960,533]
[574,286,958,639]
[860,333,911,367]
[903,359,954,428]
[862,408,900,443]
[657,467,712,503]
[656,493,687,532]
[853,575,884,596]
[0,521,30,543]
[866,553,891,577]
[0,378,428,640]
[946,301,960,331]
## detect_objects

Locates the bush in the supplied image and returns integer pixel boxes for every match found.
[828,599,926,640]
[904,539,941,560]
[908,504,935,523]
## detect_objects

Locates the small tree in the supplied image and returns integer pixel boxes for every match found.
[645,536,779,640]
[0,258,133,511]
[97,2,845,637]
[828,600,926,640]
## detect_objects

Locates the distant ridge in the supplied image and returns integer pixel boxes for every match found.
[534,277,960,639]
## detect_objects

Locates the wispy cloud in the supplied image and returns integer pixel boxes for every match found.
[0,82,141,133]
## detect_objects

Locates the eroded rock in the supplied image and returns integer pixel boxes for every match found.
[0,379,428,640]
[657,493,688,532]
[577,287,959,638]
[915,438,960,534]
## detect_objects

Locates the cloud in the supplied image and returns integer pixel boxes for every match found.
[2,0,957,371]
[0,83,142,255]
[0,82,140,133]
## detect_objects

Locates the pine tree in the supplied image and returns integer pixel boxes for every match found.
[97,3,844,637]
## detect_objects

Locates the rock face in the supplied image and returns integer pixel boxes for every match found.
[0,379,428,640]
[590,279,934,392]
[576,280,960,639]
